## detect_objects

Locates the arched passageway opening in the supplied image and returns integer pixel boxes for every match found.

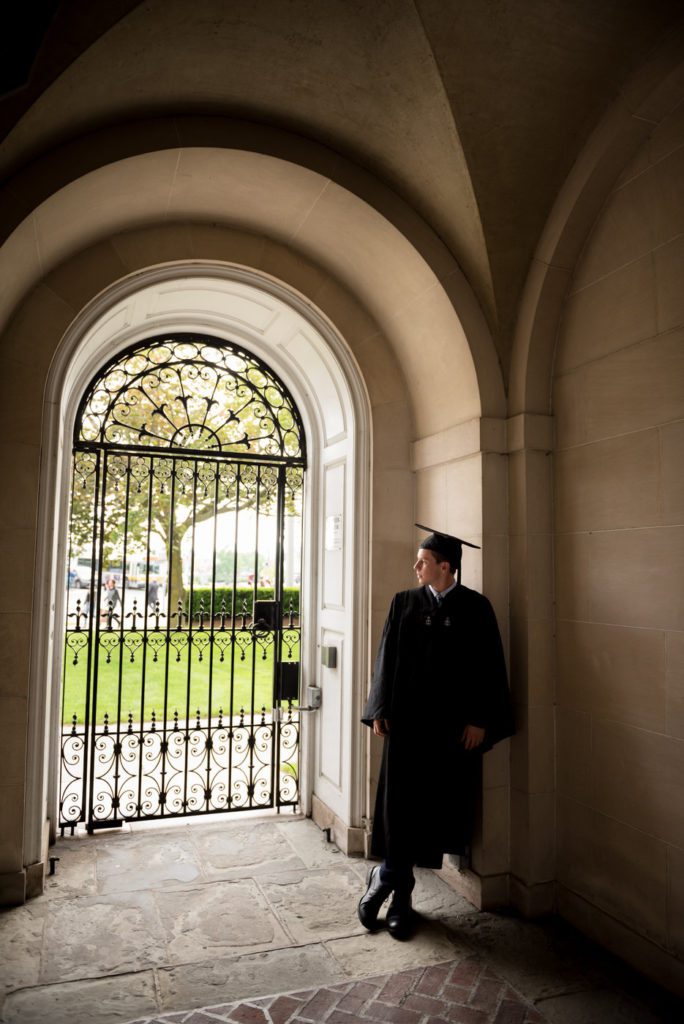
[2,145,499,908]
[36,265,371,853]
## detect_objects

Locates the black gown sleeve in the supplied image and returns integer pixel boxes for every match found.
[466,594,515,750]
[361,592,402,726]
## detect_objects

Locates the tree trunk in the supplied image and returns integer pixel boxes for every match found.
[169,533,185,615]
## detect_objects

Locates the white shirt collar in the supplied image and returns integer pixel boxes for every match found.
[429,580,457,601]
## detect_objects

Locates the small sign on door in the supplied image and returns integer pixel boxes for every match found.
[325,514,343,551]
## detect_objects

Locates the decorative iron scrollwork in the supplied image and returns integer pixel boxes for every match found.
[77,336,305,461]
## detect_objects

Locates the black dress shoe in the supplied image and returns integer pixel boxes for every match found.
[386,891,414,940]
[357,865,392,930]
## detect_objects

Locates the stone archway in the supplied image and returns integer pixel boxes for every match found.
[2,150,501,904]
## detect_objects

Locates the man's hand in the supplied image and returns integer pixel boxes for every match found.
[461,724,485,750]
[373,718,390,737]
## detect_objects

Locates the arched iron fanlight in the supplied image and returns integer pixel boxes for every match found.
[76,334,306,463]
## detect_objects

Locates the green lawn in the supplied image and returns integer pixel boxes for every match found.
[62,631,297,726]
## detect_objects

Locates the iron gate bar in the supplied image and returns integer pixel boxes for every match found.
[138,453,155,820]
[228,464,240,807]
[205,456,220,813]
[83,452,101,822]
[274,463,285,806]
[160,451,177,818]
[183,456,197,815]
[74,441,304,466]
[250,465,261,804]
[96,452,112,824]
[87,448,109,827]
[116,453,133,819]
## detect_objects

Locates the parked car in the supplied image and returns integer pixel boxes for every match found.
[71,556,92,588]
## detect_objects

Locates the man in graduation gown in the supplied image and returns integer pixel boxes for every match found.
[358,525,514,939]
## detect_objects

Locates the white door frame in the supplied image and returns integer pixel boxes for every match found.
[25,262,371,864]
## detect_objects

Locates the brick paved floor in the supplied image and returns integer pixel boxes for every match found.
[126,958,545,1024]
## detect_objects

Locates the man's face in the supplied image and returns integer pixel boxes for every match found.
[413,548,448,588]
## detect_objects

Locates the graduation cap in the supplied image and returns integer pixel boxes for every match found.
[415,523,480,585]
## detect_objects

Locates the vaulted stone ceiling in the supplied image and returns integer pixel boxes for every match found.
[1,0,681,376]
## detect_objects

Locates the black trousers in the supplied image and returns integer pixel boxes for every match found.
[378,857,415,892]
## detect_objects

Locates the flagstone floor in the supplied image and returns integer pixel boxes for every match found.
[0,815,680,1024]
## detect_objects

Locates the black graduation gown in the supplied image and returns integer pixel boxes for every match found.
[362,584,514,868]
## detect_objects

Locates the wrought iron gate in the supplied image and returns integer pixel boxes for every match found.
[59,335,306,831]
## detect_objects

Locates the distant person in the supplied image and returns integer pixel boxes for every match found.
[101,576,121,623]
[147,579,160,610]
